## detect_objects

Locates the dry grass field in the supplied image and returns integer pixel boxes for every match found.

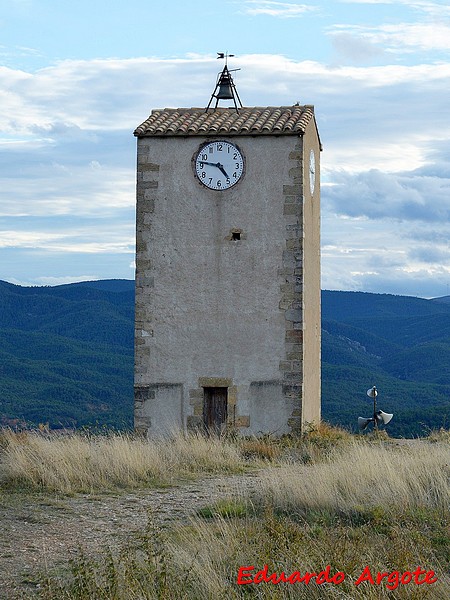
[0,425,449,599]
[0,430,244,494]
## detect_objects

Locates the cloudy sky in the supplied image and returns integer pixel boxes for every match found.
[1,0,449,297]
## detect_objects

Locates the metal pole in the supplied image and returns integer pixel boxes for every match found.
[373,386,378,431]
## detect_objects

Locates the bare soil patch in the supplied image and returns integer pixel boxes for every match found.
[0,472,261,599]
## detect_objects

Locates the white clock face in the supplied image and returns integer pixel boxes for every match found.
[309,149,316,195]
[195,141,244,190]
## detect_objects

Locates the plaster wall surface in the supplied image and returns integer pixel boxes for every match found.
[302,124,322,426]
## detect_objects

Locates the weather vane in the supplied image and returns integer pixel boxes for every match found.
[217,52,234,64]
[205,52,243,113]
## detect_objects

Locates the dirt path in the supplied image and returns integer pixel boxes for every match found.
[0,472,262,599]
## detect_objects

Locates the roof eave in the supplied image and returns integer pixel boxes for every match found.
[133,105,317,139]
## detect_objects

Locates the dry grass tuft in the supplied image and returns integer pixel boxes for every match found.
[236,422,354,464]
[303,421,353,445]
[239,436,283,461]
[256,440,450,516]
[0,423,357,495]
[427,427,450,443]
[0,430,244,494]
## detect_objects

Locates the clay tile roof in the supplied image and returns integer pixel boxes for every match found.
[134,106,317,138]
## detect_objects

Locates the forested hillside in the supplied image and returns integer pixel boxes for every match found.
[0,280,134,429]
[1,281,449,436]
[322,290,450,436]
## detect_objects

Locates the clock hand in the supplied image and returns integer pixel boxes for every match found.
[201,160,230,178]
[217,163,229,178]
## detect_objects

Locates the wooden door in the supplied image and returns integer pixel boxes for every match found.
[203,387,228,434]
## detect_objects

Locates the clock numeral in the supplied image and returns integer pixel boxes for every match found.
[233,172,237,179]
[201,172,206,179]
[235,163,240,169]
[226,178,230,185]
[208,178,213,185]
[202,154,207,160]
[199,162,204,169]
[217,180,222,188]
[217,144,223,152]
[233,153,237,159]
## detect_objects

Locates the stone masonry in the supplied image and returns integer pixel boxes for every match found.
[134,106,321,437]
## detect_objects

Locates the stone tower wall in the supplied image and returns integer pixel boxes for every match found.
[134,125,320,436]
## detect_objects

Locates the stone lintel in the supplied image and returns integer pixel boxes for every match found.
[198,377,233,388]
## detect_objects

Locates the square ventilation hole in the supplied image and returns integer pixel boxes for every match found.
[231,231,241,241]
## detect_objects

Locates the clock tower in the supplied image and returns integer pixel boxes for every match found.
[134,70,321,437]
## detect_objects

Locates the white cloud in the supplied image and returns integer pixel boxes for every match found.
[330,22,450,53]
[0,53,449,295]
[321,196,450,296]
[331,32,385,63]
[243,1,318,18]
[332,1,450,56]
[0,227,134,254]
[409,246,450,264]
[340,0,450,11]
[0,230,64,248]
[325,169,450,222]
[32,275,103,286]
[0,165,135,218]
[2,56,450,166]
[321,228,450,297]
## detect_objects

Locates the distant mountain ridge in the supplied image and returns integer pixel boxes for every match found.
[0,280,135,429]
[0,279,134,348]
[0,281,449,436]
[321,290,450,436]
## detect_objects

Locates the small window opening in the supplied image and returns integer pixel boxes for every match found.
[231,231,241,241]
